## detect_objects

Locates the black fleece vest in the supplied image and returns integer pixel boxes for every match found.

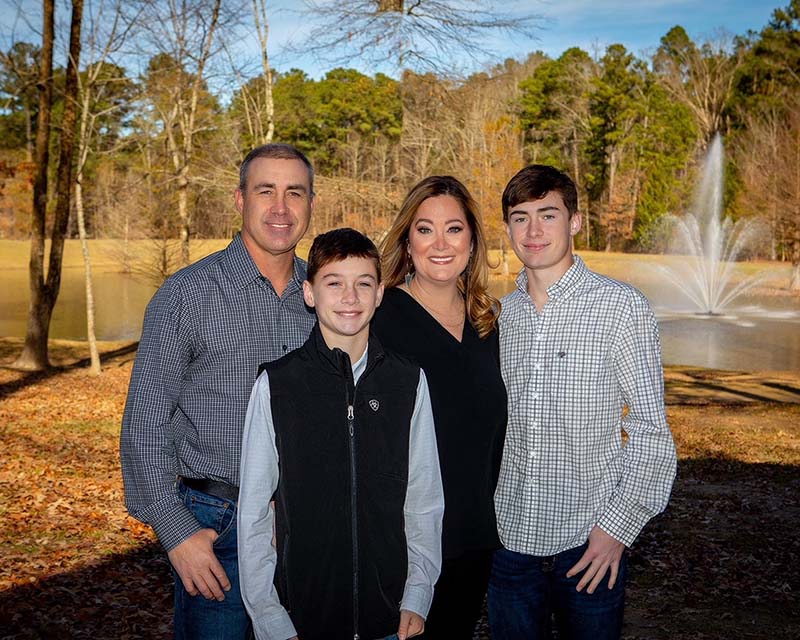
[264,325,420,640]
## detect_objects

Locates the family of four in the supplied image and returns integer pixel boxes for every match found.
[120,143,677,640]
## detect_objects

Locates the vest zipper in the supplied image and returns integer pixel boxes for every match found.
[347,402,359,640]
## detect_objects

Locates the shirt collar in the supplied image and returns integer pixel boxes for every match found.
[514,254,589,304]
[224,232,307,291]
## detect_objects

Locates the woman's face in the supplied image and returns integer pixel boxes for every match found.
[408,195,472,287]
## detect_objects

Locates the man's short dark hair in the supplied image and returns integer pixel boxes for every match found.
[306,228,381,283]
[239,143,315,195]
[502,165,578,222]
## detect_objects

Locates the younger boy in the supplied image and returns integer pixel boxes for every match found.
[238,228,444,640]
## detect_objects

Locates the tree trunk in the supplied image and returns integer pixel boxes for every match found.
[25,105,33,161]
[253,0,274,143]
[75,178,101,373]
[75,76,100,374]
[177,168,191,266]
[14,0,55,371]
[15,0,84,371]
[791,227,800,292]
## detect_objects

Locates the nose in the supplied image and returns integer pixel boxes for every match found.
[270,193,288,215]
[527,218,543,237]
[342,284,358,304]
[433,231,449,250]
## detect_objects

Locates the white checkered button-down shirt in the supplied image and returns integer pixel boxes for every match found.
[495,256,677,555]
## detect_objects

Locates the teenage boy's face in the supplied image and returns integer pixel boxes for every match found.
[303,256,384,345]
[505,191,581,281]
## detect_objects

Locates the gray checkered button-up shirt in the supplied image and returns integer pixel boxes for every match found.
[495,255,677,556]
[120,234,316,550]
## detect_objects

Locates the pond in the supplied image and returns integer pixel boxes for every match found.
[2,261,799,372]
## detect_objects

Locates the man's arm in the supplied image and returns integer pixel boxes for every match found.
[120,282,229,599]
[570,295,677,592]
[399,370,445,636]
[238,373,297,640]
[121,282,200,546]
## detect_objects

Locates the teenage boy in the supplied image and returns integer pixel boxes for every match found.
[238,228,444,640]
[489,165,677,640]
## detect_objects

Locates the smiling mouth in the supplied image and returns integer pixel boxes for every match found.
[429,256,455,264]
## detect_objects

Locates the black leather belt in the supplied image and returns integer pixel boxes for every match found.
[180,477,239,502]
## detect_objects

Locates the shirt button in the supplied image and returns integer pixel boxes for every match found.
[282,344,288,352]
[535,333,545,341]
[534,362,543,370]
[532,392,540,400]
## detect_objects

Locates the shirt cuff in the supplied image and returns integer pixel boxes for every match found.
[597,496,652,547]
[401,584,434,620]
[252,609,297,640]
[149,501,204,551]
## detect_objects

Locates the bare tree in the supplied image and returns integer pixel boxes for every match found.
[296,1,541,73]
[139,0,223,266]
[737,99,800,291]
[15,0,84,371]
[73,0,137,374]
[654,27,745,144]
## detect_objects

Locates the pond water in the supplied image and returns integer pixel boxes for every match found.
[2,263,799,372]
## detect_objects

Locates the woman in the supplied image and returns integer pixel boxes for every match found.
[372,176,507,639]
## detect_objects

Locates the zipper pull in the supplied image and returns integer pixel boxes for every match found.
[348,405,354,436]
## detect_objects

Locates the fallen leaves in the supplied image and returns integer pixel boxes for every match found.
[1,340,799,638]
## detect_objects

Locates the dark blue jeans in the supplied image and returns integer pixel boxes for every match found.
[173,484,252,640]
[488,544,627,640]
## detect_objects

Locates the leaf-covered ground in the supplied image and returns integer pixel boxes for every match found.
[1,339,798,639]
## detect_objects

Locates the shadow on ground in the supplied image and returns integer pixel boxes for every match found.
[0,543,172,639]
[0,341,139,402]
[2,457,798,640]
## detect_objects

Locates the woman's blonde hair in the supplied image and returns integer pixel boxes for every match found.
[380,175,499,338]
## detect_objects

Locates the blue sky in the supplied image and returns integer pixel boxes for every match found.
[258,0,784,78]
[0,1,786,79]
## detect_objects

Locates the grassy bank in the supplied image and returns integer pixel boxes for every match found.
[1,340,798,638]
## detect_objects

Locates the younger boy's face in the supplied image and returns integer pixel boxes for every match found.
[303,256,384,346]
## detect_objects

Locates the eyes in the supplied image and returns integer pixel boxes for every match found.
[414,224,465,234]
[325,279,375,289]
[509,214,557,224]
[256,188,306,199]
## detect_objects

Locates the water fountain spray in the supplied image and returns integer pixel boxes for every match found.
[656,135,764,315]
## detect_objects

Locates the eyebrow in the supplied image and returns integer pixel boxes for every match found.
[321,272,377,280]
[510,205,560,215]
[414,217,465,225]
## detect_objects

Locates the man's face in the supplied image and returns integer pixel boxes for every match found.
[303,256,384,347]
[236,157,314,260]
[505,191,581,281]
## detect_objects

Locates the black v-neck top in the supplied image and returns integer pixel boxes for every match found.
[372,287,508,558]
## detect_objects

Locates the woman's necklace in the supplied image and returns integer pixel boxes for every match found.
[408,278,465,331]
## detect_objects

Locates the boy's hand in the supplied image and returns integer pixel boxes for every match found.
[397,610,425,639]
[566,526,625,594]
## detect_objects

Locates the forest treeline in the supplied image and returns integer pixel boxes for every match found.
[1,0,798,274]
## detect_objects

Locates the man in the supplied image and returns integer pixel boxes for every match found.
[238,228,444,640]
[489,165,677,640]
[120,143,317,639]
